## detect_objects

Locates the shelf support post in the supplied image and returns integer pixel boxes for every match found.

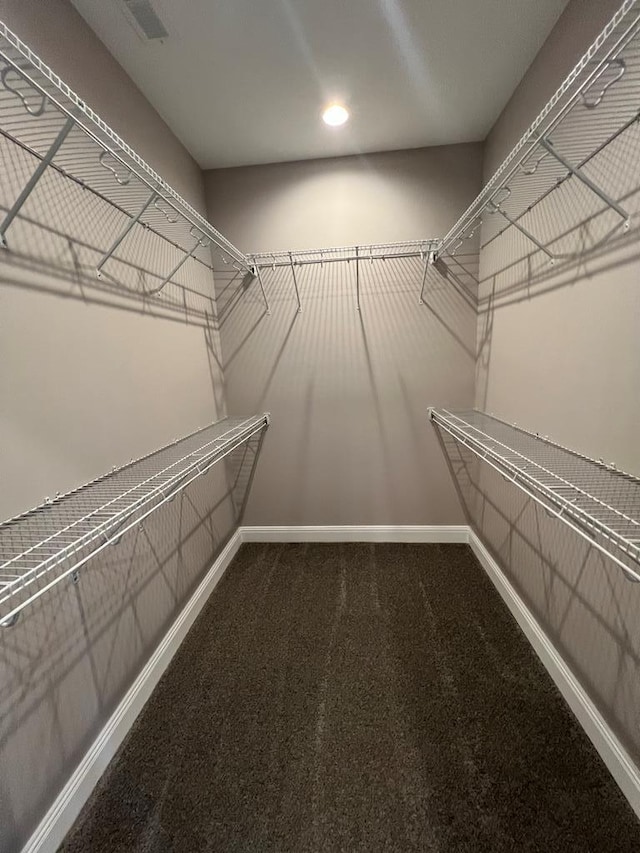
[487,198,556,260]
[418,251,432,304]
[236,427,268,526]
[288,252,302,312]
[537,136,630,227]
[150,228,209,295]
[0,115,75,247]
[96,190,157,276]
[252,265,271,314]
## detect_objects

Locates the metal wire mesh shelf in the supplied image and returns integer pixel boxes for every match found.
[0,20,250,296]
[0,414,270,627]
[247,240,440,311]
[430,408,640,581]
[248,240,439,268]
[436,0,640,282]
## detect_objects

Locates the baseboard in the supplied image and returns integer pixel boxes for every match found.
[240,525,469,543]
[22,529,243,853]
[468,529,640,821]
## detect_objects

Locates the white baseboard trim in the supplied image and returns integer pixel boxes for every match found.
[22,529,243,853]
[23,524,640,852]
[468,529,640,821]
[240,524,469,543]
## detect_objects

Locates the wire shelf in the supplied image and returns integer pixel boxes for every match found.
[0,20,250,291]
[430,409,640,581]
[247,240,440,312]
[0,414,270,626]
[248,240,439,268]
[437,0,640,279]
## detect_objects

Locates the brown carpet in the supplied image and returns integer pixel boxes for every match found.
[60,543,640,852]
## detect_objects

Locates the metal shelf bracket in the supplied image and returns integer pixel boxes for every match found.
[537,135,631,229]
[250,265,271,314]
[288,252,302,312]
[148,227,211,296]
[485,186,556,262]
[96,189,158,275]
[0,113,74,247]
[418,250,435,303]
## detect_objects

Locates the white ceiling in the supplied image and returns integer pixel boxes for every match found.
[70,0,569,169]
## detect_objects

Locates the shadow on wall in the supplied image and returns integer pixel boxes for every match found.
[0,437,263,853]
[434,109,640,413]
[0,152,231,433]
[0,128,236,520]
[0,123,224,329]
[473,215,640,413]
[0,116,233,421]
[0,187,226,376]
[444,97,640,309]
[435,428,640,772]
[0,109,267,850]
[216,252,477,526]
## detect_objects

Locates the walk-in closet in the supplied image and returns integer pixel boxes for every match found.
[1,0,639,850]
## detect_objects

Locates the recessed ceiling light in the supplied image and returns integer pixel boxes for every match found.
[322,104,349,127]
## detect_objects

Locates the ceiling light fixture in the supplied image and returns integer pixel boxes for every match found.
[322,104,349,127]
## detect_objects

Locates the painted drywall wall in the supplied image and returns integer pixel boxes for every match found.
[205,145,483,526]
[0,3,239,850]
[205,147,482,251]
[463,0,640,771]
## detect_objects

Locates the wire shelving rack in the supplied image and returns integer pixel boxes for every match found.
[248,240,440,311]
[430,409,640,581]
[0,414,270,627]
[0,20,251,298]
[436,0,640,284]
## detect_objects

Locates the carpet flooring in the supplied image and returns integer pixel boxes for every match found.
[60,543,640,852]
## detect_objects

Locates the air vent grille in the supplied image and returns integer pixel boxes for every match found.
[122,0,168,40]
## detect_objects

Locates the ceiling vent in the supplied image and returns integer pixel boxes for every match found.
[121,0,169,41]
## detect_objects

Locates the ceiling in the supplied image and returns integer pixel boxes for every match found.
[70,0,569,170]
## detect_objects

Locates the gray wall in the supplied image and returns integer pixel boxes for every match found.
[205,147,482,251]
[0,3,238,850]
[205,145,483,526]
[466,0,640,770]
